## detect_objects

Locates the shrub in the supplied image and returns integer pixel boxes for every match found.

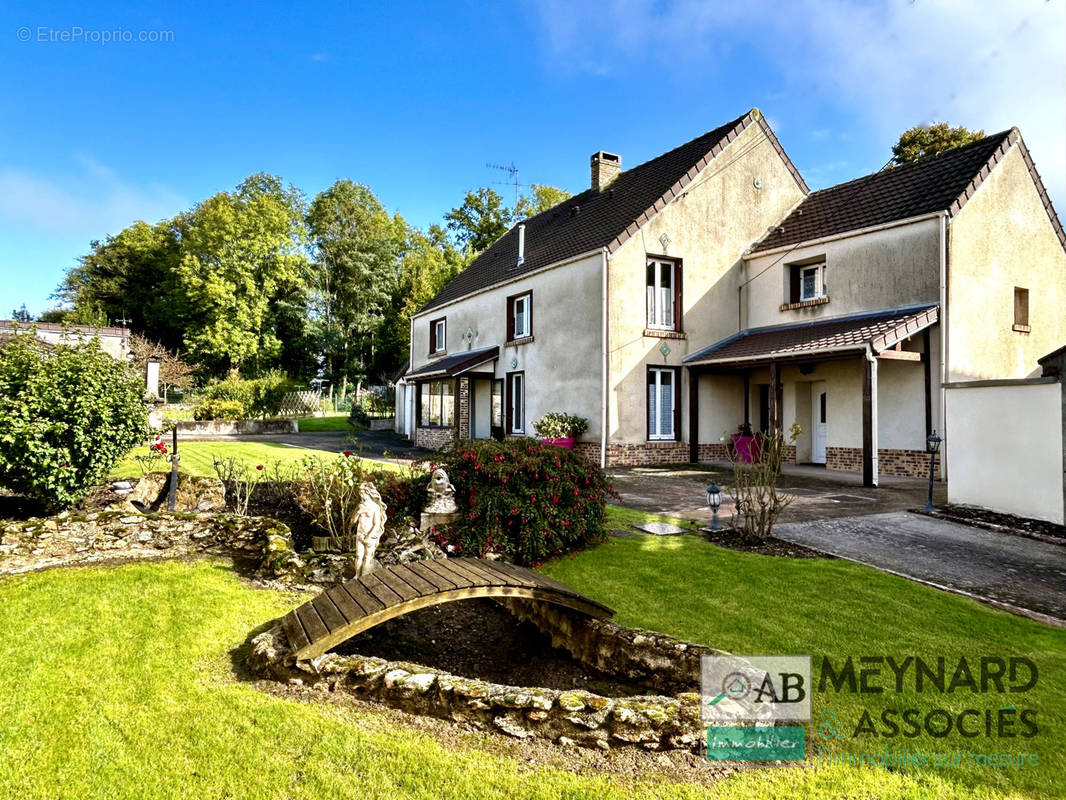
[0,329,148,508]
[429,438,614,566]
[532,412,589,439]
[192,398,246,420]
[201,370,292,418]
[348,403,370,429]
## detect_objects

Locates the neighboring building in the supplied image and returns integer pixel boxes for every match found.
[0,321,131,361]
[402,113,1066,485]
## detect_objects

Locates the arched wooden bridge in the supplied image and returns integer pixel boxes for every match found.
[281,557,615,660]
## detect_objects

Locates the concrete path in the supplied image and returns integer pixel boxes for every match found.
[774,512,1066,624]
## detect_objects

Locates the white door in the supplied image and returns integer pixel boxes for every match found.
[472,380,491,439]
[811,381,827,464]
[405,386,416,438]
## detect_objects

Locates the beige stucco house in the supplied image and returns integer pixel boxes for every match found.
[402,112,1066,485]
[0,320,131,361]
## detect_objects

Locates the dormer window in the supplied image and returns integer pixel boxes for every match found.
[430,317,446,355]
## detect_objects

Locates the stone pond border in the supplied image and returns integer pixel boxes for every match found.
[248,599,730,752]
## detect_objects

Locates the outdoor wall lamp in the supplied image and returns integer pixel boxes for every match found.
[705,483,723,532]
[924,431,942,511]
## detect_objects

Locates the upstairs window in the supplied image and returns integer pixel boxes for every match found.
[430,317,446,354]
[507,292,532,341]
[647,257,682,331]
[1014,287,1030,331]
[787,261,827,304]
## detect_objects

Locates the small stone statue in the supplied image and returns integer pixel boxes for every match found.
[424,468,458,514]
[353,482,387,577]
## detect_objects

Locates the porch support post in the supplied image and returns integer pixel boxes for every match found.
[922,328,933,436]
[688,368,700,463]
[768,361,780,432]
[743,373,750,428]
[863,352,879,487]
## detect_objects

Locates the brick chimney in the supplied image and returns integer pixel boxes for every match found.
[590,151,621,191]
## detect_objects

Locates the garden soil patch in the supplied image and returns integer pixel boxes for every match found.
[334,597,680,697]
[700,529,832,558]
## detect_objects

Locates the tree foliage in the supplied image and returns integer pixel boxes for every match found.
[306,180,407,395]
[444,187,512,254]
[0,329,148,508]
[10,305,32,323]
[175,174,308,374]
[891,123,986,165]
[127,333,195,401]
[515,183,572,219]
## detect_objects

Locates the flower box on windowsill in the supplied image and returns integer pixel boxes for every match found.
[731,434,761,463]
[541,439,575,452]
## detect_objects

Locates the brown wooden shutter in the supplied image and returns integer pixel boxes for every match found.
[506,296,515,342]
[789,265,800,304]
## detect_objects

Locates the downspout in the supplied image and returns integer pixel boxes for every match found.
[864,345,879,486]
[938,211,949,481]
[601,247,609,469]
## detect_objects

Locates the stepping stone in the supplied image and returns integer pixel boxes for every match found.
[111,481,133,490]
[632,522,688,536]
[824,494,875,503]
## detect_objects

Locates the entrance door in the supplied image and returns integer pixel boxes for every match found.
[811,381,827,464]
[490,380,504,440]
[471,379,492,439]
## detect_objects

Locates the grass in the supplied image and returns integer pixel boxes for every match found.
[109,441,403,480]
[0,507,1061,798]
[297,414,352,432]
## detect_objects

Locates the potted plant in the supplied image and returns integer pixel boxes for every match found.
[731,422,761,464]
[532,412,589,450]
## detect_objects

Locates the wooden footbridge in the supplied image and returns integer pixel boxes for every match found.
[281,557,615,660]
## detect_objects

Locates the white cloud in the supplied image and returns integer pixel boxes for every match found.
[0,157,185,237]
[524,0,1066,206]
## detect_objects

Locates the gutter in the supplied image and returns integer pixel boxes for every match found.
[600,247,609,469]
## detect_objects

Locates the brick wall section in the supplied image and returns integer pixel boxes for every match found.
[457,377,470,439]
[826,447,940,479]
[415,427,456,450]
[698,443,730,461]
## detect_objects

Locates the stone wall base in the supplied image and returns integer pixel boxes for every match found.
[826,447,941,479]
[415,426,456,450]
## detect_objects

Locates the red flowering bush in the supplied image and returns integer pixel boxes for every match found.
[429,438,615,566]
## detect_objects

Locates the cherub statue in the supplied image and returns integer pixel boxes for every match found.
[353,482,387,577]
[424,468,458,514]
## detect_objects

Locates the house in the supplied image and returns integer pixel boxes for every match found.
[0,321,131,361]
[401,111,1066,486]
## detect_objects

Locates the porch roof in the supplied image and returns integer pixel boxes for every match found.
[405,345,499,380]
[683,304,938,368]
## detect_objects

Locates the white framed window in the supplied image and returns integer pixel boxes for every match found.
[511,292,531,339]
[430,317,446,354]
[799,264,823,301]
[507,372,524,433]
[419,380,455,427]
[646,258,679,330]
[647,367,677,441]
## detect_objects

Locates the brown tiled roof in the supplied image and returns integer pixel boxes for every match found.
[684,304,939,366]
[406,345,499,379]
[420,110,807,313]
[751,129,1066,253]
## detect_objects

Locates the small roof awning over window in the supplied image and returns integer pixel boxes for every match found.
[683,304,938,368]
[405,345,500,380]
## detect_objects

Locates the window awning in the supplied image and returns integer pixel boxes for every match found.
[683,304,938,368]
[405,345,500,380]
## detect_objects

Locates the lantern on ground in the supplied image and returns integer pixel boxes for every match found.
[924,431,941,511]
[704,482,723,532]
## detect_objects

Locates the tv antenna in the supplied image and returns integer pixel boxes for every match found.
[486,161,527,209]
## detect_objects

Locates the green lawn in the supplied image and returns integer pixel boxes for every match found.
[110,440,402,480]
[0,511,1061,798]
[297,414,352,432]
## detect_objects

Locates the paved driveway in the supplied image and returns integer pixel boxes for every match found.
[775,512,1066,623]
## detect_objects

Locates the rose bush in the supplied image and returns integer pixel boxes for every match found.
[429,438,614,566]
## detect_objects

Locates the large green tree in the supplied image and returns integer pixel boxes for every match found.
[444,187,512,254]
[175,174,308,375]
[56,219,183,347]
[306,180,407,397]
[515,183,572,218]
[891,123,986,165]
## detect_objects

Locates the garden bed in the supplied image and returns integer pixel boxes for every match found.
[914,504,1065,545]
[700,528,831,558]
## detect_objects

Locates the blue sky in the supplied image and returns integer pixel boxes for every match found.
[2,0,1064,318]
